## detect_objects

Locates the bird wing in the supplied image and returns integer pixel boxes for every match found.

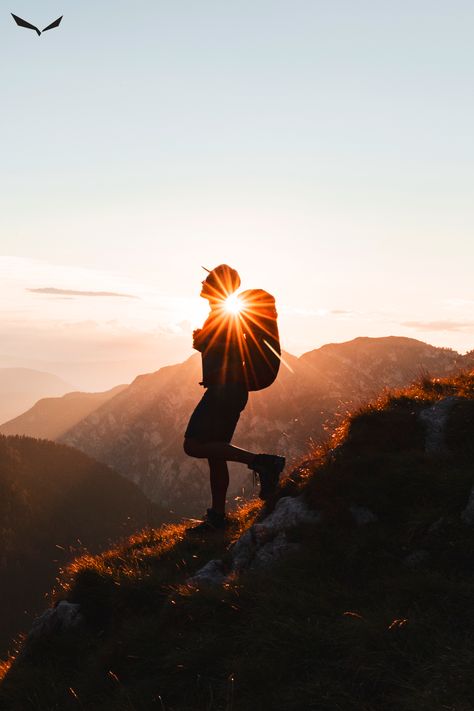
[11,13,41,35]
[42,16,63,32]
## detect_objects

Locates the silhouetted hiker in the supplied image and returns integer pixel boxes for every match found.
[183,264,286,533]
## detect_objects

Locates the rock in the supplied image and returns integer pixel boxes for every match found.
[230,530,256,572]
[234,496,320,573]
[253,524,275,546]
[404,549,429,568]
[428,517,444,533]
[187,559,226,586]
[419,396,464,454]
[461,486,474,525]
[350,505,378,525]
[253,496,321,536]
[251,531,300,569]
[190,496,321,586]
[28,601,83,639]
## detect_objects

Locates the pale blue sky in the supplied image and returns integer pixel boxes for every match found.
[1,1,473,387]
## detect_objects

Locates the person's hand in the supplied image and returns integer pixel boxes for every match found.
[192,328,202,350]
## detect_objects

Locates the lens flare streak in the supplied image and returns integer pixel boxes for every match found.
[263,339,294,373]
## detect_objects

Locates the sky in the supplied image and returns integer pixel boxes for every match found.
[1,1,473,389]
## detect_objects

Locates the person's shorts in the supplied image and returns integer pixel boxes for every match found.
[184,383,249,443]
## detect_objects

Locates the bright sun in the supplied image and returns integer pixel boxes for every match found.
[224,294,243,314]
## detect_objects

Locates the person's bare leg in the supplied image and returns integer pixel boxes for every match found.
[183,438,255,466]
[208,458,229,514]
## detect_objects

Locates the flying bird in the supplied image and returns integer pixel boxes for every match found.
[11,13,63,36]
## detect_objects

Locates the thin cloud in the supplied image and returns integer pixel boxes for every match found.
[402,320,474,333]
[330,309,354,316]
[27,287,139,299]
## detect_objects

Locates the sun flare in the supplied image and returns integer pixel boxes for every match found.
[224,294,243,314]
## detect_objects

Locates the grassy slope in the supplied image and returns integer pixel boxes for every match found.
[1,373,474,711]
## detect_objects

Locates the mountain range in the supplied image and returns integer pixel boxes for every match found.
[3,336,471,515]
[59,337,473,512]
[0,368,75,424]
[0,384,127,440]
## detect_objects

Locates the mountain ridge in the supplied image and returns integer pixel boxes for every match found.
[58,336,474,512]
[0,367,75,424]
[0,384,127,439]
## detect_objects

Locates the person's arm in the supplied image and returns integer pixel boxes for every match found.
[193,315,216,351]
[192,328,206,352]
[193,312,229,352]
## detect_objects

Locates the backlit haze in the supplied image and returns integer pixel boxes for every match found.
[2,1,473,390]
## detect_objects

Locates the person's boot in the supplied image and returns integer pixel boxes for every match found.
[249,454,285,500]
[188,508,229,534]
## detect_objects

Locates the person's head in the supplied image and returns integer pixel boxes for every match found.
[200,264,241,304]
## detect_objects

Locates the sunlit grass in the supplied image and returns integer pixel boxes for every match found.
[54,508,262,605]
[0,657,12,683]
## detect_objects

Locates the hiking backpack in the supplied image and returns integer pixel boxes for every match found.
[237,289,281,391]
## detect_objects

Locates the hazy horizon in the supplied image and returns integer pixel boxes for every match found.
[0,328,470,393]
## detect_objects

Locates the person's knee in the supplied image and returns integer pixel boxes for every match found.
[183,438,194,456]
[184,437,204,457]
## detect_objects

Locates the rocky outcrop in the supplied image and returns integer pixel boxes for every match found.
[419,396,466,454]
[188,494,381,587]
[28,602,83,640]
[188,496,321,585]
[349,505,378,525]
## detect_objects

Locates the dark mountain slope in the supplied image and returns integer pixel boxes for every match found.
[0,435,169,659]
[2,369,474,710]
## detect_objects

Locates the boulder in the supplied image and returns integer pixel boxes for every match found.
[188,495,320,585]
[28,601,83,640]
[419,396,464,454]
